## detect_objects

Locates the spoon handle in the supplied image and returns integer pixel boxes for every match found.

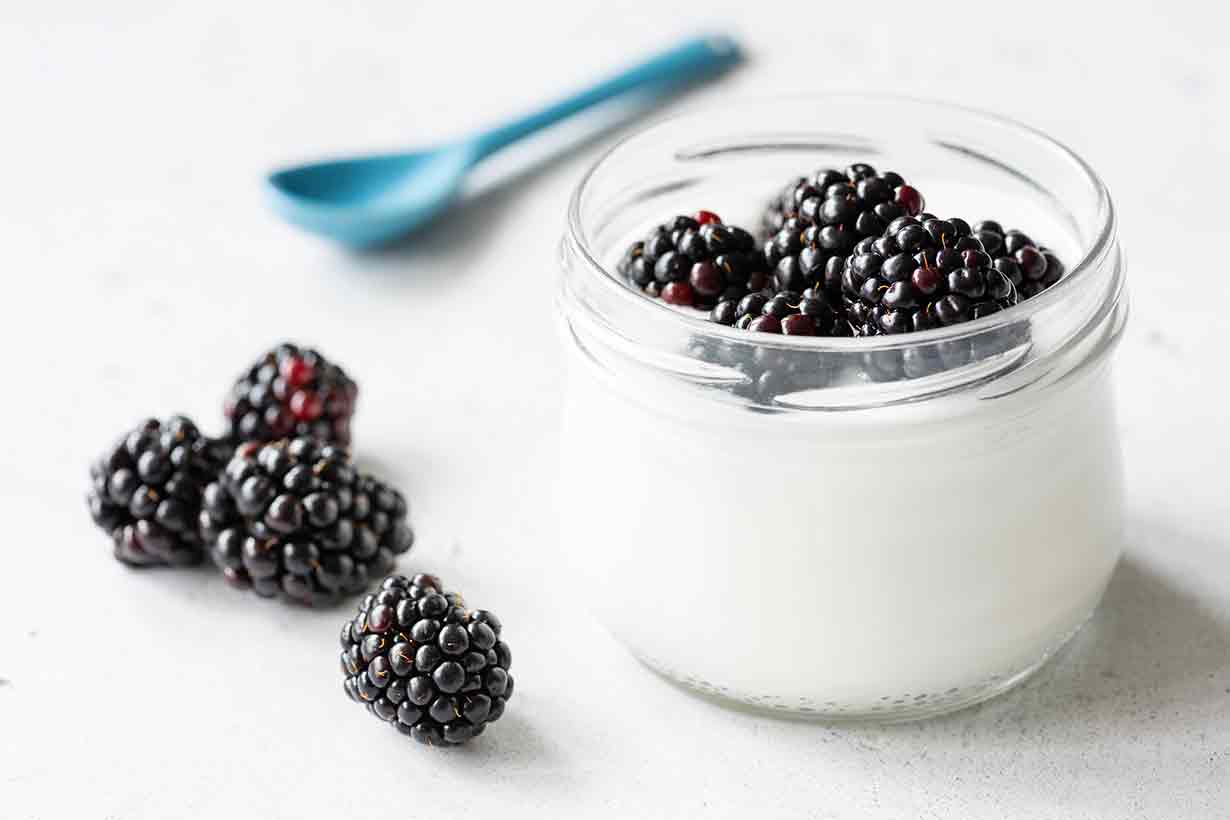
[471,34,741,159]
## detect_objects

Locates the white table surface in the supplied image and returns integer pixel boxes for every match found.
[2,2,1228,817]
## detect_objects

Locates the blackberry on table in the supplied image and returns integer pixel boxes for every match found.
[87,416,232,567]
[618,211,769,310]
[341,573,513,746]
[199,436,413,606]
[763,164,926,298]
[224,342,357,447]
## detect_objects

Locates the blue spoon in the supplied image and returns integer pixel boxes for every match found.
[266,35,741,248]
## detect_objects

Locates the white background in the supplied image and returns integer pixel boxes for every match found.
[2,2,1228,818]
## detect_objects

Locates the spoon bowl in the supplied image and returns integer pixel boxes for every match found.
[268,145,477,247]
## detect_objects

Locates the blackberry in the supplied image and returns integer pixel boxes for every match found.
[341,573,513,746]
[724,288,846,337]
[224,343,357,447]
[971,220,1066,298]
[617,211,769,310]
[199,437,413,605]
[87,416,231,567]
[838,215,1019,336]
[762,164,925,297]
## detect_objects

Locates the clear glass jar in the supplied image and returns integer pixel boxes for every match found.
[556,96,1127,721]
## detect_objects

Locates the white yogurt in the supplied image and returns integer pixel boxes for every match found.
[559,349,1124,717]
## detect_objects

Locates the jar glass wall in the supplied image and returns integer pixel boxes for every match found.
[556,96,1127,721]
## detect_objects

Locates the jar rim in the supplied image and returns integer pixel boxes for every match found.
[565,93,1116,352]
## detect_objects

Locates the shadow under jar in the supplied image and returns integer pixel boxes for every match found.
[556,96,1128,721]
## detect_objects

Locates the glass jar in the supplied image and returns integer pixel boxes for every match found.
[556,96,1127,721]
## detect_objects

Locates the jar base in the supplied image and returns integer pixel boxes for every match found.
[632,614,1092,724]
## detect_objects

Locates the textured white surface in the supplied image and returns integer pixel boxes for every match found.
[1,3,1228,818]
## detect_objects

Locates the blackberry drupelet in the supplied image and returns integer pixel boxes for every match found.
[837,215,1020,336]
[710,290,768,328]
[617,212,769,310]
[341,573,513,746]
[970,220,1065,298]
[224,342,357,447]
[763,164,926,298]
[199,436,413,605]
[87,416,232,567]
